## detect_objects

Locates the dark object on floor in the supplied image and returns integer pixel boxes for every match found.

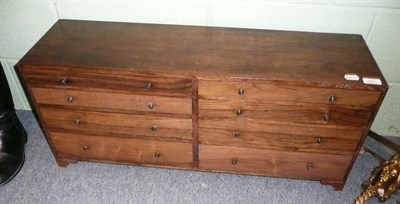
[0,63,27,186]
[354,131,400,204]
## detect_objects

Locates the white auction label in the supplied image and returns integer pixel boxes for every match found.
[362,77,382,85]
[344,73,360,81]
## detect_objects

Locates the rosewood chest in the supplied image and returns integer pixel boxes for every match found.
[15,20,388,190]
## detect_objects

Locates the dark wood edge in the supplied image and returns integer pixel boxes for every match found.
[192,77,199,168]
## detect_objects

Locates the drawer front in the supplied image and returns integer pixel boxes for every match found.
[40,107,192,141]
[200,116,367,135]
[22,66,193,97]
[199,128,362,155]
[199,99,372,127]
[31,88,192,115]
[199,145,352,180]
[50,132,193,168]
[199,80,380,107]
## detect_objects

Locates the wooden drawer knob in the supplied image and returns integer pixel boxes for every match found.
[147,102,155,110]
[307,162,313,171]
[323,114,331,121]
[82,144,89,150]
[231,158,238,165]
[238,88,245,95]
[154,152,161,158]
[235,109,243,116]
[145,82,153,90]
[234,131,241,137]
[66,96,74,103]
[150,124,158,131]
[60,78,69,85]
[328,95,336,103]
[74,119,81,126]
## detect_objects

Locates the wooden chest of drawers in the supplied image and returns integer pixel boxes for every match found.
[15,20,388,190]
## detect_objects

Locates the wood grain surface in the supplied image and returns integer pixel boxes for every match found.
[18,20,387,91]
[198,80,381,107]
[199,100,372,127]
[23,65,193,97]
[40,107,192,141]
[199,144,352,181]
[50,132,193,168]
[199,127,362,155]
[31,87,192,115]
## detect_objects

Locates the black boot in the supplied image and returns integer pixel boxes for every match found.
[0,63,27,186]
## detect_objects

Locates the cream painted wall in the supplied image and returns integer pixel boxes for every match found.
[1,0,399,136]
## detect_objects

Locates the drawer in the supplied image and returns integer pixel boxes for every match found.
[199,99,372,127]
[198,80,380,107]
[40,107,192,141]
[200,114,369,133]
[31,88,192,115]
[199,127,363,155]
[199,145,352,180]
[22,66,193,97]
[49,132,193,168]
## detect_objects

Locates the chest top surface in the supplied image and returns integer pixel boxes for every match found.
[17,20,387,90]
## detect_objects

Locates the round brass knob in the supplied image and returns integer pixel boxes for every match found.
[235,109,243,116]
[154,152,161,158]
[238,88,245,95]
[74,119,81,126]
[323,114,331,121]
[307,163,313,171]
[66,96,74,103]
[151,124,158,131]
[315,136,322,143]
[234,131,240,137]
[60,78,69,85]
[145,83,153,90]
[147,102,155,110]
[328,95,336,103]
[82,144,89,150]
[231,158,238,165]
